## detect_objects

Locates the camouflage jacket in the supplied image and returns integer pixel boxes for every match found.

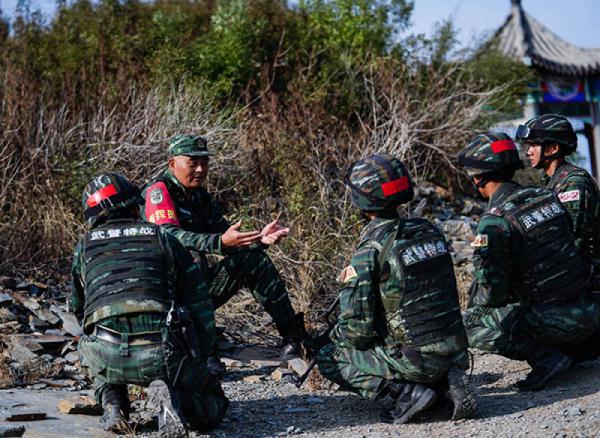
[140,169,230,257]
[542,162,600,268]
[470,181,588,307]
[331,215,466,356]
[70,218,217,357]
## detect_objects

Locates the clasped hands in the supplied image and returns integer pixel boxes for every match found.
[221,213,289,248]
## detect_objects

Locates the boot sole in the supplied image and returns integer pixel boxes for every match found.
[517,356,573,391]
[147,380,189,436]
[448,390,478,420]
[446,368,478,420]
[392,388,438,425]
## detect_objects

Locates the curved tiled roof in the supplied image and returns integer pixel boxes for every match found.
[496,0,600,76]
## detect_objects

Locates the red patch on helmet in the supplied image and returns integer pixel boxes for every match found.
[491,139,516,154]
[381,176,410,197]
[144,182,180,226]
[87,184,118,207]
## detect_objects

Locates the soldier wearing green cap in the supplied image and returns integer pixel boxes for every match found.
[459,132,600,392]
[517,114,600,289]
[141,134,311,362]
[71,173,228,433]
[316,154,476,424]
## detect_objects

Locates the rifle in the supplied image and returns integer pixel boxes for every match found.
[295,295,339,388]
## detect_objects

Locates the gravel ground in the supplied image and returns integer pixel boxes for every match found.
[206,352,600,438]
[2,351,599,437]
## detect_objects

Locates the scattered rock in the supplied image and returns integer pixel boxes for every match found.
[565,406,583,417]
[4,411,47,421]
[221,358,242,368]
[242,375,263,384]
[271,368,293,381]
[5,337,39,363]
[50,305,82,337]
[442,219,475,241]
[58,396,102,415]
[234,346,282,367]
[0,294,13,307]
[64,352,79,365]
[287,358,309,376]
[0,424,25,437]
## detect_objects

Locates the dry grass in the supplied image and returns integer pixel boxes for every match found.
[0,344,16,389]
[2,61,508,329]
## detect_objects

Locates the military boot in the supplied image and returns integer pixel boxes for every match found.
[380,382,437,424]
[147,380,188,437]
[517,347,572,391]
[276,313,313,361]
[101,384,130,433]
[446,366,478,420]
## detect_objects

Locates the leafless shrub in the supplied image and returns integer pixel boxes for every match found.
[228,60,508,326]
[2,62,507,334]
[0,83,236,274]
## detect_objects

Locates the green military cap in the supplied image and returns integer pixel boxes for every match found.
[168,134,212,157]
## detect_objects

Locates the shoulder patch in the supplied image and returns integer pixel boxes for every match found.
[338,265,358,283]
[145,182,180,226]
[471,234,488,248]
[558,189,580,203]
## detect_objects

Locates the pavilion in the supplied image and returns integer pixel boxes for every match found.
[495,0,600,177]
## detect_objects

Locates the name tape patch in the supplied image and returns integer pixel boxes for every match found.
[401,239,448,266]
[517,201,563,231]
[558,189,580,203]
[90,226,156,241]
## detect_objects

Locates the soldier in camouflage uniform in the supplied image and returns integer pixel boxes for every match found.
[71,174,229,433]
[459,132,600,391]
[317,154,477,424]
[517,114,600,285]
[141,135,310,360]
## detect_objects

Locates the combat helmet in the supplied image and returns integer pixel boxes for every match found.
[82,173,143,227]
[516,114,577,156]
[458,132,523,180]
[344,154,414,211]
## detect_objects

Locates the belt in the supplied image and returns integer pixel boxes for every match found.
[94,325,162,346]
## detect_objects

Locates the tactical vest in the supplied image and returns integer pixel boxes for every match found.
[82,221,172,328]
[490,186,590,304]
[370,219,467,353]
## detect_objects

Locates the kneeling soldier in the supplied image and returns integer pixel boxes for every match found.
[70,174,229,433]
[317,154,476,424]
[459,133,600,391]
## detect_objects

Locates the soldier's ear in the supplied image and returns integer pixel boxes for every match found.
[168,157,175,169]
[544,143,561,157]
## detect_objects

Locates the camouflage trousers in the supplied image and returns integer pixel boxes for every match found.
[464,296,600,363]
[205,246,297,327]
[79,329,229,430]
[316,342,467,399]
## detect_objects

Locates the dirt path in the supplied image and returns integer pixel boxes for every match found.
[2,352,599,437]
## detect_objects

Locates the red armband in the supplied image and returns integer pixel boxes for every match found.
[145,182,180,226]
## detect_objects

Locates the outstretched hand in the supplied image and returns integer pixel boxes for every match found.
[260,213,289,246]
[221,221,261,248]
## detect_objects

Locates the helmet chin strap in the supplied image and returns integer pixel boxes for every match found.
[534,143,562,170]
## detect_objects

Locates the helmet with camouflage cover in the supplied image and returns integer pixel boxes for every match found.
[458,132,523,178]
[82,173,143,227]
[344,154,414,211]
[516,114,577,156]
